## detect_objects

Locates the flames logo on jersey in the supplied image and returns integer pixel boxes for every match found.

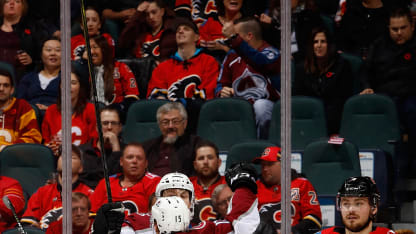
[122,200,139,215]
[142,39,161,58]
[40,207,63,230]
[259,202,296,229]
[192,198,217,224]
[192,0,217,24]
[168,74,205,101]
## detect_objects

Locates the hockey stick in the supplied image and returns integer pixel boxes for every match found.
[2,196,27,234]
[80,0,112,203]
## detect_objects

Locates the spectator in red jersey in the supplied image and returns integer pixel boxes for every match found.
[82,35,139,115]
[199,0,246,60]
[253,146,322,234]
[318,177,395,234]
[190,140,226,224]
[46,192,94,234]
[42,60,98,155]
[174,0,218,26]
[0,175,25,232]
[90,142,161,215]
[118,0,177,61]
[71,6,115,60]
[17,37,61,114]
[21,145,94,231]
[0,63,42,150]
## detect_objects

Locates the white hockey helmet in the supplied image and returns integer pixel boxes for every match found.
[152,196,191,234]
[155,172,195,217]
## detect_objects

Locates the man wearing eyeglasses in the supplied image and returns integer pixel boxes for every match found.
[79,106,124,188]
[143,102,202,177]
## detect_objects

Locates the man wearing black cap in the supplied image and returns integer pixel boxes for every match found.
[0,63,42,150]
[318,176,395,234]
[146,17,220,133]
[253,146,322,234]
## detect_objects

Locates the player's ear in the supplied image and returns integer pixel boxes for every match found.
[371,206,377,216]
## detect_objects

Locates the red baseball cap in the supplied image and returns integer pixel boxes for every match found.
[253,146,281,164]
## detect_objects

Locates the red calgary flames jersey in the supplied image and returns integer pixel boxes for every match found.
[0,176,25,232]
[257,177,322,229]
[190,176,226,224]
[134,30,163,59]
[90,172,161,214]
[21,182,93,231]
[71,33,115,60]
[319,226,396,234]
[111,61,139,103]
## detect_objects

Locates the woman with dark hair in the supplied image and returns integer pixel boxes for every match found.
[42,61,98,155]
[294,27,354,135]
[199,0,246,60]
[17,37,61,113]
[118,0,177,61]
[83,35,139,113]
[0,0,49,82]
[71,6,115,60]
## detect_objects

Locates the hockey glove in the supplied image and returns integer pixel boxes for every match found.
[225,162,258,194]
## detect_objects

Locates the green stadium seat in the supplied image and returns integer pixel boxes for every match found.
[123,99,169,143]
[339,53,363,94]
[3,226,45,233]
[339,94,401,157]
[226,141,276,174]
[197,98,257,152]
[0,144,55,197]
[269,96,328,151]
[302,139,361,196]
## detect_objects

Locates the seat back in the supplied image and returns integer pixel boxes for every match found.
[197,98,257,152]
[302,139,361,196]
[339,53,363,94]
[269,96,327,150]
[123,100,169,143]
[226,141,275,174]
[339,94,401,157]
[0,144,55,197]
[117,58,157,99]
[3,226,45,234]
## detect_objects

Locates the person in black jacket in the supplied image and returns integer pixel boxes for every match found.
[143,102,202,177]
[294,26,354,135]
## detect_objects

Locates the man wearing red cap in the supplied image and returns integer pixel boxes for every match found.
[253,146,322,234]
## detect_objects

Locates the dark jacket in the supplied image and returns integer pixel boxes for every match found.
[143,134,202,176]
[16,71,60,106]
[360,35,416,97]
[294,54,354,135]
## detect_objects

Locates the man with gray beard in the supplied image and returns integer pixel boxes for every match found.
[143,102,202,176]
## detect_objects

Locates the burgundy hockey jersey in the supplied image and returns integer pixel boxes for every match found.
[147,49,219,100]
[90,172,161,214]
[190,175,226,224]
[21,181,93,230]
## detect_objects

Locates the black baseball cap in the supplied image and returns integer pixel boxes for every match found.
[174,17,199,34]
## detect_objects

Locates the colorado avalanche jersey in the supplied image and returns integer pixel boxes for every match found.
[216,38,281,103]
[42,102,98,146]
[21,181,93,231]
[147,49,219,101]
[257,177,322,230]
[190,176,226,224]
[90,172,161,214]
[121,187,259,234]
[318,226,396,234]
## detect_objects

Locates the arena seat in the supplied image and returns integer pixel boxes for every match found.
[197,98,257,152]
[339,94,401,159]
[302,139,361,196]
[268,96,328,151]
[3,226,45,233]
[0,144,55,198]
[123,99,169,143]
[225,141,276,174]
[339,53,363,94]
